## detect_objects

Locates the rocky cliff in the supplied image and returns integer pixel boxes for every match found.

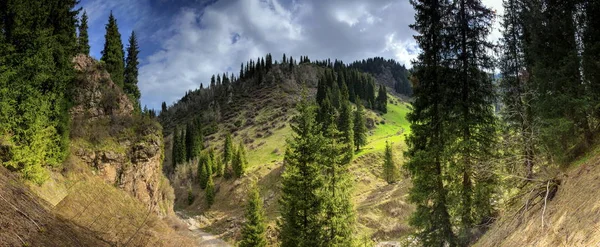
[69,54,173,216]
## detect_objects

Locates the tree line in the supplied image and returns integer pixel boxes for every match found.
[406,0,600,246]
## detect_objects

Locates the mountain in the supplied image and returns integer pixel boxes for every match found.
[159,55,414,244]
[348,57,413,97]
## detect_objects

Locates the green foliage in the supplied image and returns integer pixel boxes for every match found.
[205,174,215,207]
[279,96,325,247]
[239,184,267,247]
[198,152,212,189]
[77,11,90,54]
[124,31,141,106]
[101,12,125,88]
[187,187,194,205]
[353,98,368,151]
[232,141,247,178]
[376,85,387,113]
[223,132,233,178]
[383,141,397,184]
[0,0,78,184]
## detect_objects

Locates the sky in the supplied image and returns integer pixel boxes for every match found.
[79,0,504,110]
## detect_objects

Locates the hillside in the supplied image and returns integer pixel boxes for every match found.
[475,146,600,246]
[160,59,414,244]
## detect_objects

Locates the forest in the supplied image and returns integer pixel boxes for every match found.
[1,0,599,246]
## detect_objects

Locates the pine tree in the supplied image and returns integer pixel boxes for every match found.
[172,129,179,168]
[321,123,356,246]
[499,0,536,179]
[77,10,90,54]
[448,0,497,241]
[376,85,388,113]
[101,12,125,88]
[239,184,268,247]
[317,93,337,132]
[223,132,233,178]
[198,153,210,189]
[337,98,354,163]
[353,98,368,151]
[405,0,456,245]
[205,174,215,207]
[279,95,325,247]
[383,141,398,184]
[232,141,247,178]
[124,31,141,105]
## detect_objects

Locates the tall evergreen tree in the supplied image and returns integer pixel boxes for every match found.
[448,0,497,242]
[353,98,368,151]
[337,98,354,163]
[376,85,388,113]
[321,123,355,246]
[223,132,234,178]
[77,10,90,54]
[499,0,536,179]
[239,184,268,247]
[405,0,456,245]
[205,173,215,206]
[101,12,125,88]
[232,141,247,178]
[279,95,325,247]
[0,0,79,183]
[383,141,398,184]
[124,31,141,105]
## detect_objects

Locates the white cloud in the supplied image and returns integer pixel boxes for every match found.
[136,0,502,109]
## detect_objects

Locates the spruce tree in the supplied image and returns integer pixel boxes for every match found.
[353,98,368,151]
[405,0,456,245]
[383,141,398,184]
[239,184,268,247]
[321,123,355,246]
[124,31,141,105]
[499,0,535,179]
[205,174,215,207]
[279,95,325,247]
[448,0,497,241]
[101,12,125,88]
[232,141,247,178]
[376,85,388,113]
[77,10,90,54]
[337,98,354,163]
[223,132,233,178]
[172,129,179,168]
[198,153,210,189]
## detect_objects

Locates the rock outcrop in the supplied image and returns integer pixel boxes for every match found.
[69,54,173,216]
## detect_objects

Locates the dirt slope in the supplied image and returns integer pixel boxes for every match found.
[0,166,108,247]
[476,149,600,247]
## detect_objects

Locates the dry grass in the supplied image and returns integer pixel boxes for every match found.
[476,149,600,247]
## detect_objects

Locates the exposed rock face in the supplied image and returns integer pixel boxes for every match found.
[71,54,134,119]
[70,54,173,216]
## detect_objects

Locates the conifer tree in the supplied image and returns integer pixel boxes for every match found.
[232,141,247,178]
[239,184,268,247]
[205,174,215,206]
[405,0,456,245]
[124,31,141,105]
[353,98,368,151]
[279,95,325,247]
[101,12,125,88]
[321,123,355,246]
[376,85,388,113]
[448,0,497,241]
[383,141,398,184]
[223,132,233,178]
[172,129,179,168]
[337,98,354,163]
[78,11,90,54]
[317,93,337,132]
[198,153,210,189]
[499,0,536,179]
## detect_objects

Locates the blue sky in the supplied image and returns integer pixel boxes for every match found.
[79,0,503,110]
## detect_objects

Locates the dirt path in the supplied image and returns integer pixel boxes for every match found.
[177,212,231,247]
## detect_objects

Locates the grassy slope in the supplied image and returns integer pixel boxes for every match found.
[173,89,414,244]
[476,144,600,247]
